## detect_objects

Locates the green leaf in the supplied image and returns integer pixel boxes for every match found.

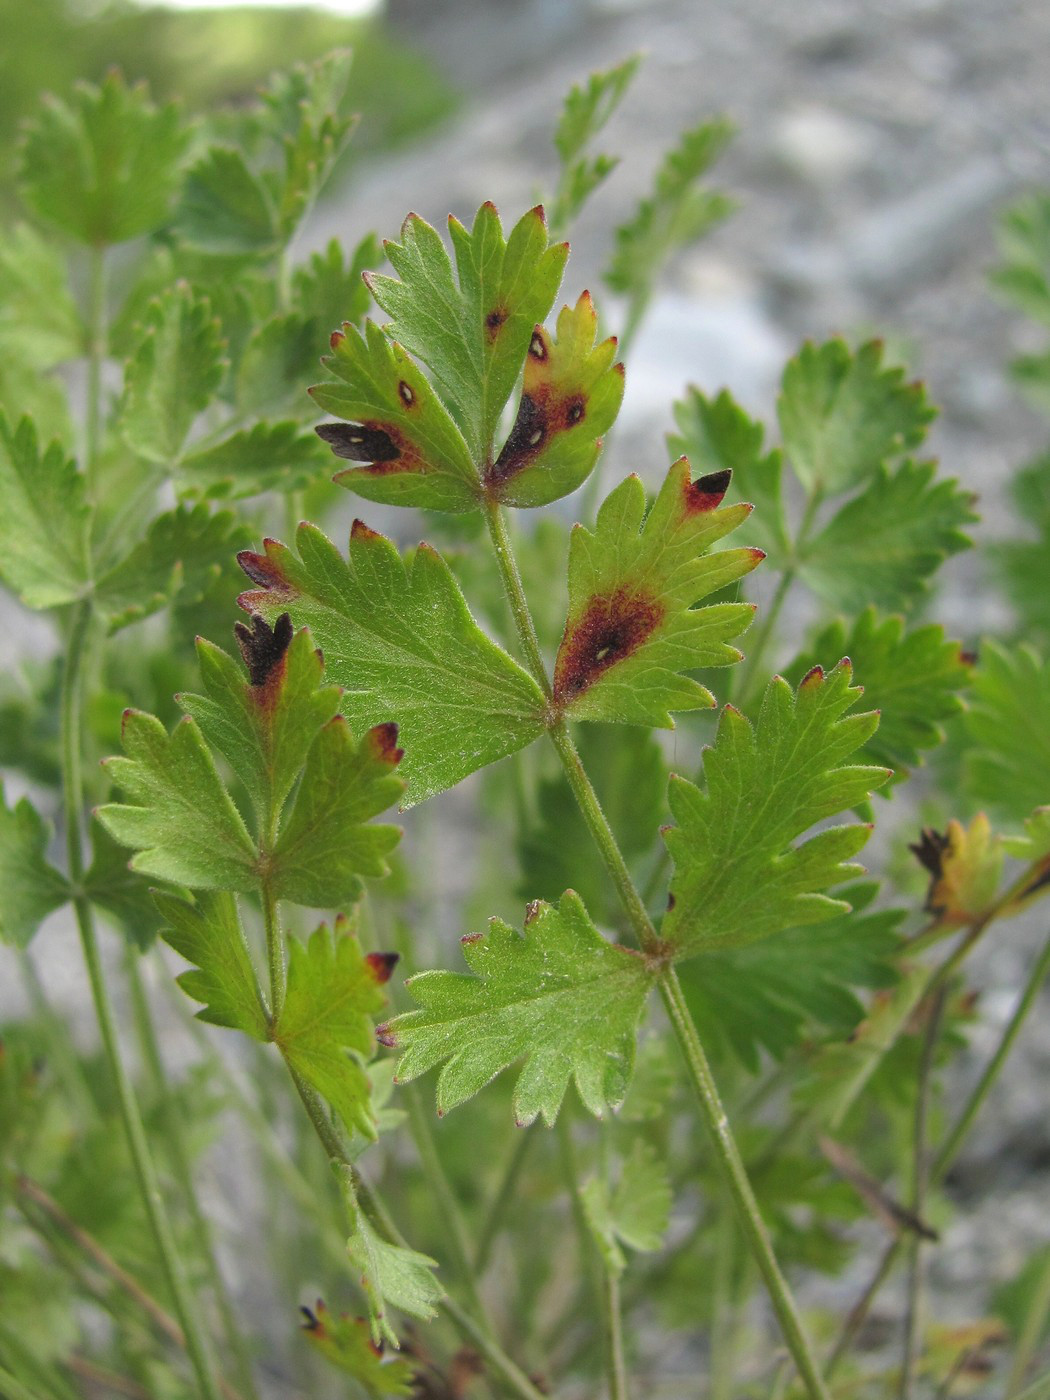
[668,386,790,563]
[485,292,625,507]
[777,339,935,495]
[237,521,548,804]
[0,224,83,369]
[121,286,228,465]
[550,55,641,235]
[605,119,734,301]
[275,918,393,1139]
[677,884,902,1071]
[366,204,569,454]
[965,642,1050,822]
[518,724,667,927]
[94,503,251,630]
[1003,806,1050,867]
[83,818,163,950]
[378,890,654,1124]
[97,709,258,892]
[236,313,321,420]
[0,785,69,948]
[797,459,975,613]
[153,888,268,1038]
[991,195,1050,326]
[664,661,890,958]
[338,1166,442,1346]
[784,609,972,778]
[293,234,383,327]
[991,452,1050,640]
[581,1140,671,1276]
[175,147,278,255]
[300,1302,416,1396]
[552,459,762,725]
[178,422,331,499]
[0,414,90,609]
[312,319,480,513]
[19,72,188,246]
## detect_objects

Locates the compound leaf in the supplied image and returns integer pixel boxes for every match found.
[486,292,625,507]
[965,642,1050,822]
[785,609,972,777]
[274,918,395,1140]
[20,72,188,246]
[552,458,763,726]
[797,459,975,613]
[581,1140,671,1276]
[366,203,568,454]
[175,147,278,255]
[677,884,902,1071]
[153,888,268,1038]
[777,339,935,495]
[991,194,1050,327]
[121,286,228,465]
[664,661,890,958]
[179,422,331,500]
[237,521,547,804]
[550,55,640,235]
[0,224,83,369]
[0,785,69,948]
[378,890,654,1125]
[236,313,320,420]
[0,414,90,609]
[910,814,1004,929]
[293,235,382,327]
[300,1303,415,1396]
[97,709,258,892]
[990,452,1050,641]
[312,320,479,513]
[668,385,790,563]
[83,818,163,950]
[340,1170,442,1347]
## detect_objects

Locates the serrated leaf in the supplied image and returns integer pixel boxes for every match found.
[0,224,83,369]
[121,286,227,464]
[237,521,547,804]
[552,459,762,726]
[486,292,625,507]
[991,452,1050,640]
[785,609,972,777]
[175,147,278,255]
[275,918,393,1139]
[19,72,188,246]
[367,204,568,454]
[664,661,890,958]
[301,1302,415,1396]
[581,1140,671,1275]
[797,459,975,612]
[991,195,1050,326]
[0,785,69,948]
[339,1166,443,1346]
[550,56,640,235]
[97,710,258,891]
[94,503,251,630]
[606,118,734,300]
[293,234,383,326]
[178,421,331,499]
[83,817,163,949]
[910,814,1004,928]
[777,338,935,495]
[677,884,902,1071]
[965,642,1050,822]
[668,385,790,563]
[153,888,268,1038]
[313,319,480,513]
[1003,806,1050,871]
[378,890,654,1124]
[0,414,90,609]
[236,313,320,420]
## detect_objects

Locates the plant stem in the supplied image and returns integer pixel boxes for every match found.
[475,1124,538,1275]
[262,880,285,1024]
[603,1267,630,1400]
[61,599,224,1400]
[734,566,795,705]
[483,500,832,1400]
[126,952,260,1400]
[85,245,107,480]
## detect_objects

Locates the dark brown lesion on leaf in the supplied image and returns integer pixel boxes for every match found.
[683,467,732,514]
[237,543,297,613]
[365,951,400,984]
[234,612,293,689]
[316,421,400,464]
[553,589,665,704]
[489,392,548,483]
[486,306,507,338]
[910,827,951,916]
[366,721,405,767]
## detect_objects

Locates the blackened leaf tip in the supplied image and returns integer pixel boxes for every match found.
[235,612,294,688]
[366,951,399,984]
[367,721,404,766]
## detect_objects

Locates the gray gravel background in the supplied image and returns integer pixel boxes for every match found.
[4,0,1050,1392]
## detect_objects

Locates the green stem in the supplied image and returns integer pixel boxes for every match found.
[475,1125,538,1275]
[61,600,224,1400]
[1013,1369,1050,1400]
[262,881,285,1024]
[126,953,260,1400]
[483,500,831,1400]
[734,567,795,706]
[603,1268,630,1400]
[85,245,107,480]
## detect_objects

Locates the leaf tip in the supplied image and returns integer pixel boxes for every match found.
[375,1022,397,1048]
[366,721,404,767]
[683,466,732,513]
[233,612,293,688]
[365,951,399,985]
[800,664,825,689]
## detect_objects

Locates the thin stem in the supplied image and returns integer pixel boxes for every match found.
[1013,1369,1050,1400]
[85,245,107,480]
[126,952,260,1400]
[61,600,224,1400]
[898,986,947,1400]
[603,1268,630,1400]
[483,500,832,1400]
[734,567,795,706]
[263,882,285,1024]
[475,1125,538,1275]
[660,968,832,1400]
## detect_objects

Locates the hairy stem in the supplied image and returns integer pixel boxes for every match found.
[603,1268,630,1400]
[85,244,107,480]
[484,500,832,1400]
[262,880,285,1024]
[62,600,225,1400]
